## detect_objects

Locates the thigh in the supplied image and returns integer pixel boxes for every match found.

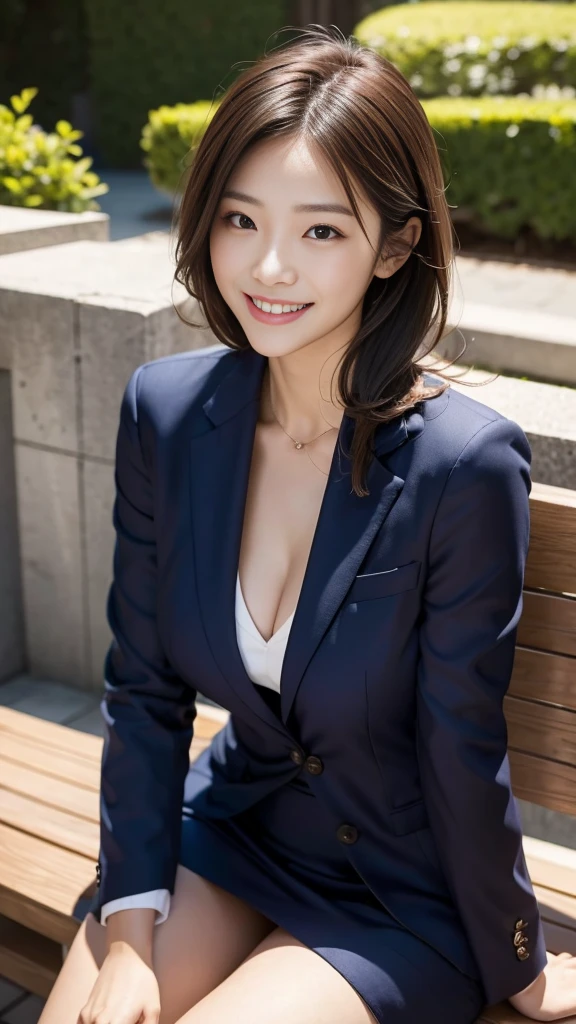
[37,864,277,1024]
[175,927,378,1024]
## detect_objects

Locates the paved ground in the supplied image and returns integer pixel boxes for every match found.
[0,979,45,1024]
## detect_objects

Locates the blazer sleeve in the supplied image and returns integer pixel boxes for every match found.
[91,366,198,922]
[415,415,548,1008]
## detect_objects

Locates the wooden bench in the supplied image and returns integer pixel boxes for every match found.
[0,480,575,1022]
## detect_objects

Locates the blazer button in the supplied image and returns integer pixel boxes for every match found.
[516,947,530,961]
[290,749,304,766]
[95,862,101,887]
[337,824,358,844]
[305,755,324,775]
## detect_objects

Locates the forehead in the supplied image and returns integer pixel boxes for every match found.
[225,135,343,195]
[222,135,374,226]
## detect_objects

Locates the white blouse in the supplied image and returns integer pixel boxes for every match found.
[99,571,295,925]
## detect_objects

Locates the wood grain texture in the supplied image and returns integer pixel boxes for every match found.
[517,592,576,658]
[509,749,576,815]
[526,488,576,595]
[505,696,576,767]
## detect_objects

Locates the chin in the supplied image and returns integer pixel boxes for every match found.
[245,336,312,359]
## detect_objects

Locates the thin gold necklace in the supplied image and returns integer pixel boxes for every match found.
[267,390,339,476]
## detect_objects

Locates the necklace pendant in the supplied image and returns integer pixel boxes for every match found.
[295,442,303,450]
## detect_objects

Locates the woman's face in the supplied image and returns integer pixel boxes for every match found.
[209,134,421,360]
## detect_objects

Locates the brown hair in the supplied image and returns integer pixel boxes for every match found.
[173,23,474,496]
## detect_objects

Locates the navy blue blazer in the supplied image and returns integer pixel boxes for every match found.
[91,342,547,1006]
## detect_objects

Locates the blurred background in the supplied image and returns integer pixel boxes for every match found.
[0,1,575,1018]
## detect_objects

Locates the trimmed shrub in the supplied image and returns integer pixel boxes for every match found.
[354,2,576,97]
[140,94,576,243]
[0,87,109,211]
[422,95,576,240]
[140,100,221,196]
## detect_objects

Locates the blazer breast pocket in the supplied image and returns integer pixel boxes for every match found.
[346,560,421,603]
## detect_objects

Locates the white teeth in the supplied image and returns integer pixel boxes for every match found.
[251,297,309,314]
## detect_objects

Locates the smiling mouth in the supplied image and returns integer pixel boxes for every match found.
[248,295,312,314]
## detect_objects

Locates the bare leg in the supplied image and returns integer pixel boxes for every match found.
[174,926,378,1024]
[37,864,277,1024]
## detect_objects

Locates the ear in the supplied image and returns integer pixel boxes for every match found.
[373,216,422,280]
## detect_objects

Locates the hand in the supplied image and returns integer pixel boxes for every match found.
[77,941,161,1024]
[508,951,576,1021]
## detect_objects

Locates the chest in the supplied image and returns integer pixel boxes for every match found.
[237,422,337,641]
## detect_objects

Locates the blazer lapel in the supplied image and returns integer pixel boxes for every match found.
[189,348,289,732]
[279,409,423,724]
[189,346,425,730]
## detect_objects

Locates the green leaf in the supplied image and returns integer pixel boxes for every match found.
[2,176,23,194]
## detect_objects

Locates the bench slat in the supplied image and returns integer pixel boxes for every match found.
[0,701,228,753]
[523,837,576,899]
[518,592,576,657]
[505,696,576,768]
[0,705,103,758]
[510,647,576,709]
[0,731,101,789]
[532,882,576,923]
[0,759,100,820]
[526,488,576,595]
[0,822,94,944]
[0,786,98,858]
[509,749,576,815]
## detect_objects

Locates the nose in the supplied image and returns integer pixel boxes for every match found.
[252,240,297,286]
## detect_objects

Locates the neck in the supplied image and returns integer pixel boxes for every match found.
[260,352,346,441]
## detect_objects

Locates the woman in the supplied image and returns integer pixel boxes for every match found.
[39,25,576,1024]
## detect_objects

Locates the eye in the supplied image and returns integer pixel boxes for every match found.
[221,212,343,241]
[305,224,343,241]
[222,212,255,230]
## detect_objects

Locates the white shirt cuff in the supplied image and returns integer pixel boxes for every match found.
[100,889,171,926]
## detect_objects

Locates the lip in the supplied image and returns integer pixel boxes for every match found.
[243,292,313,325]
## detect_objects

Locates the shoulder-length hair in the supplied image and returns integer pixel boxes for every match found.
[173,24,471,496]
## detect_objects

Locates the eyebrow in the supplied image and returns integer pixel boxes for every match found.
[221,189,355,217]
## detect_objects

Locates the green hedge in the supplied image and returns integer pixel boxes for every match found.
[354,2,576,97]
[140,100,221,196]
[83,0,288,168]
[422,96,576,240]
[141,95,576,243]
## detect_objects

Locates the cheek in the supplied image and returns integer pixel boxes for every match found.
[313,250,372,309]
[209,228,241,291]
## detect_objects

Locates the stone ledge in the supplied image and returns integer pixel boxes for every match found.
[438,305,576,388]
[0,206,109,257]
[424,363,576,489]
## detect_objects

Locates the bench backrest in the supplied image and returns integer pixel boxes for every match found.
[506,482,576,817]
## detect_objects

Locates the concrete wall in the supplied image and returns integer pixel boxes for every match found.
[0,369,25,682]
[0,233,219,690]
[0,207,109,256]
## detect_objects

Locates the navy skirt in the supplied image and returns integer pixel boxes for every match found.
[179,687,486,1024]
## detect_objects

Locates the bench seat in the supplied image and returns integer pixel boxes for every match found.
[1,480,575,1017]
[0,702,228,996]
[0,704,575,1019]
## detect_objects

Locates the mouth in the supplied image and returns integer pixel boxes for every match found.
[244,293,314,324]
